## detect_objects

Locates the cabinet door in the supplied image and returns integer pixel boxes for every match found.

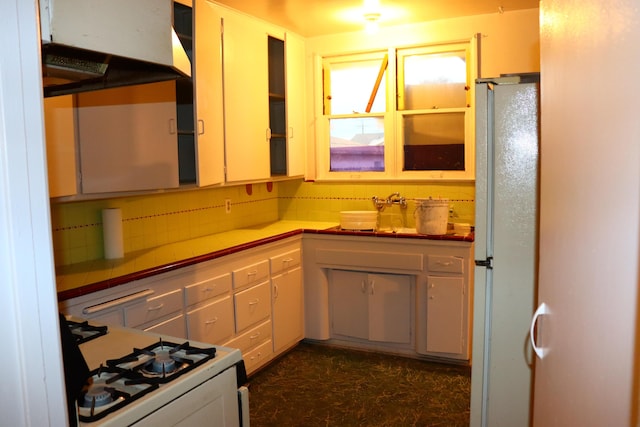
[272,266,303,353]
[329,270,369,340]
[222,12,270,182]
[426,276,464,354]
[368,273,411,344]
[43,95,77,197]
[76,81,180,193]
[193,0,225,186]
[284,32,306,177]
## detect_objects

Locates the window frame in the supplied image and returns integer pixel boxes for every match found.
[313,37,477,182]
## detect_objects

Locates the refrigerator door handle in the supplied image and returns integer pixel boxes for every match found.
[530,302,550,359]
[475,257,493,269]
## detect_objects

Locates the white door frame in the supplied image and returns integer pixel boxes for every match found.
[0,0,68,425]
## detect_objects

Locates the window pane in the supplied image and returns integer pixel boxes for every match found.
[330,117,384,171]
[326,58,386,114]
[400,50,467,110]
[403,112,465,171]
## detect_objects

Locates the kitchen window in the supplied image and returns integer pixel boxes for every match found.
[315,38,477,181]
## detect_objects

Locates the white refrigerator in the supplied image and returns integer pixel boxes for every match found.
[470,74,540,427]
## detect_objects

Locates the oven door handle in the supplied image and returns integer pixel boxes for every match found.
[82,289,155,315]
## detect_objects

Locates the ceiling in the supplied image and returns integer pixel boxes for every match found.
[213,0,540,38]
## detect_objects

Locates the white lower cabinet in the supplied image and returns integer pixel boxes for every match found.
[60,238,304,375]
[271,266,303,353]
[59,232,471,378]
[304,234,473,362]
[330,270,411,344]
[426,276,465,354]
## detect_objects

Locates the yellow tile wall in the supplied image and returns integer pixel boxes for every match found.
[50,179,474,267]
[50,183,279,266]
[278,179,475,227]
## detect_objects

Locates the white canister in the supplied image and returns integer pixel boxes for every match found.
[414,198,449,235]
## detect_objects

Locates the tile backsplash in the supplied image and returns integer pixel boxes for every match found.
[50,179,474,267]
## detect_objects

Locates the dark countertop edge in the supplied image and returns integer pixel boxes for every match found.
[57,228,473,302]
[308,227,475,242]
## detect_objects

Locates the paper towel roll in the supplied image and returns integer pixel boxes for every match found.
[102,208,124,259]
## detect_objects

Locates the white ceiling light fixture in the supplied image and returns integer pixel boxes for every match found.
[363,0,382,33]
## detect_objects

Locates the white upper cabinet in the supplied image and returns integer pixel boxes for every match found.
[221,10,304,182]
[76,81,180,194]
[222,12,271,182]
[43,95,78,197]
[175,0,225,187]
[284,32,306,177]
[45,1,307,195]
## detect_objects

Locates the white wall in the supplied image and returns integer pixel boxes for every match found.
[302,8,540,178]
[306,8,539,80]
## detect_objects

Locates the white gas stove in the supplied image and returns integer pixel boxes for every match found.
[68,320,248,426]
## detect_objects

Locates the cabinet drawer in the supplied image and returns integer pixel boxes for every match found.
[224,319,272,354]
[187,296,234,344]
[234,281,271,332]
[243,339,273,373]
[270,249,301,275]
[184,273,231,307]
[427,255,464,274]
[144,314,186,338]
[233,260,269,290]
[125,289,183,328]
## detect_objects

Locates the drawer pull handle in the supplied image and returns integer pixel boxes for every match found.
[249,298,260,306]
[273,284,279,299]
[203,285,216,292]
[205,317,219,325]
[437,261,454,266]
[147,303,164,312]
[250,332,261,340]
[247,270,258,278]
[283,257,294,265]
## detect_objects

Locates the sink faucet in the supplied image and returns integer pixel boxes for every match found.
[372,193,407,211]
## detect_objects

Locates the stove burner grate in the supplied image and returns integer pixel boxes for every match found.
[77,365,158,422]
[106,339,217,384]
[67,320,108,344]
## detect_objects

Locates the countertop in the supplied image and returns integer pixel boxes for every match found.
[56,220,474,301]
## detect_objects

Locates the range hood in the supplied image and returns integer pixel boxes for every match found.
[40,0,191,97]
